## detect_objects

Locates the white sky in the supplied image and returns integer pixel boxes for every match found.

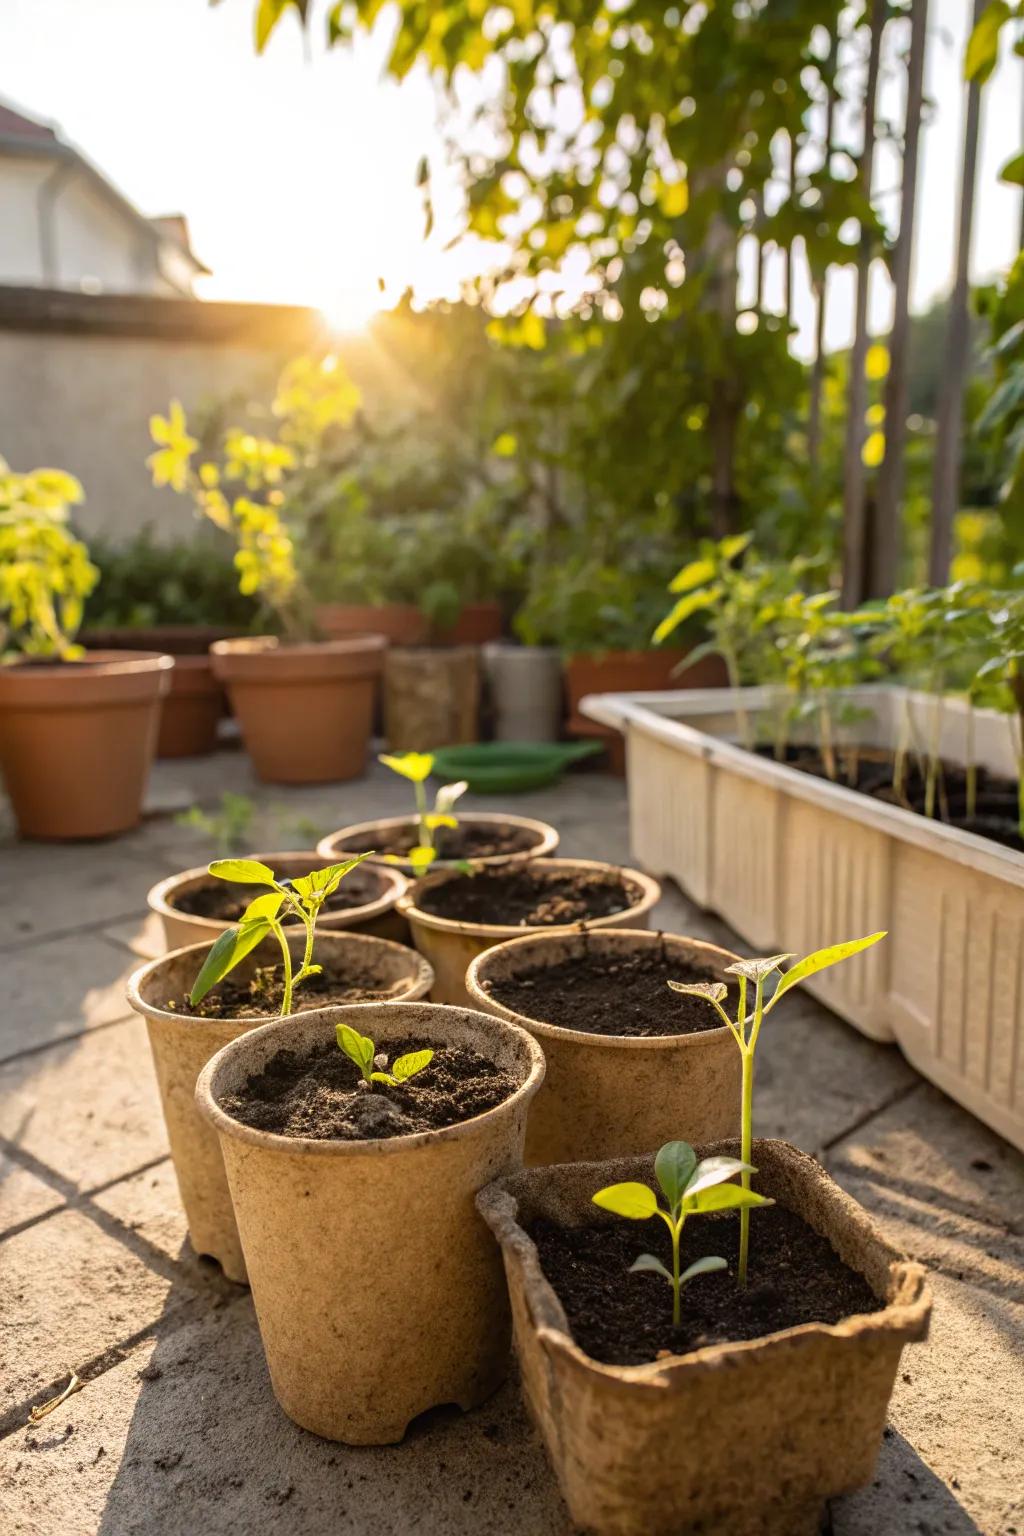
[0,0,1020,349]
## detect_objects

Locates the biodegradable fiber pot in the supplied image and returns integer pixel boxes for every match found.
[195,1001,545,1443]
[477,1139,932,1536]
[0,650,172,839]
[211,635,385,784]
[399,858,662,1006]
[317,810,559,878]
[127,931,433,1284]
[466,929,740,1165]
[383,644,480,751]
[147,851,409,952]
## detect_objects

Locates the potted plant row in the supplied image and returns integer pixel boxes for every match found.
[584,535,1024,1153]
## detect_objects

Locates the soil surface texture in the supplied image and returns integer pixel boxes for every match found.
[756,743,1023,853]
[480,949,730,1037]
[170,959,412,1019]
[220,1035,516,1139]
[529,1201,882,1366]
[417,866,642,927]
[169,864,389,922]
[336,819,540,861]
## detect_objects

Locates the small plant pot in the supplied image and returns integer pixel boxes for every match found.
[195,1001,545,1442]
[466,929,740,1164]
[147,852,409,952]
[399,858,662,1006]
[156,654,223,758]
[127,931,433,1283]
[477,1139,932,1536]
[383,645,480,751]
[484,642,563,743]
[429,601,504,646]
[317,810,559,877]
[211,635,385,784]
[0,650,172,839]
[315,603,429,647]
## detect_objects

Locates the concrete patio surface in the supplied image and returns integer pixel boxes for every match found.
[1,749,1022,1536]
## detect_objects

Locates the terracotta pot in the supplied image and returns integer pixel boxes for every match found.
[195,1001,545,1441]
[155,654,222,758]
[565,648,729,775]
[127,930,434,1283]
[477,1138,932,1536]
[315,603,428,646]
[317,811,559,878]
[429,601,503,647]
[383,645,480,751]
[148,851,409,953]
[399,858,662,1006]
[466,929,740,1165]
[0,650,172,839]
[211,636,385,784]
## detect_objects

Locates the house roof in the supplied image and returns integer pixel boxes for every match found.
[0,96,210,278]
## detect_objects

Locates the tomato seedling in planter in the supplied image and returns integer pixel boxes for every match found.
[189,854,374,1016]
[335,1023,433,1090]
[592,1140,770,1327]
[379,751,468,875]
[669,931,886,1287]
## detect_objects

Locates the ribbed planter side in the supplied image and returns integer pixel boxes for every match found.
[316,812,559,877]
[477,1139,931,1536]
[466,929,741,1164]
[196,1002,545,1443]
[126,931,433,1283]
[401,859,662,1005]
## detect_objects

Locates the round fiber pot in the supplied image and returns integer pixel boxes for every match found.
[467,929,741,1165]
[0,650,172,839]
[157,654,223,758]
[317,810,559,878]
[315,603,428,646]
[429,601,503,646]
[148,852,409,953]
[478,1140,931,1536]
[127,931,433,1283]
[484,642,563,743]
[399,857,662,1006]
[383,645,480,751]
[195,1001,545,1442]
[211,635,385,784]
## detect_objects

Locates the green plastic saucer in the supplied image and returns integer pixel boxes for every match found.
[430,740,603,794]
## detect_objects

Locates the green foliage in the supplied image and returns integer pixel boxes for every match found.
[0,458,97,659]
[378,752,467,874]
[335,1023,434,1089]
[86,529,260,631]
[593,1140,769,1327]
[189,853,374,1016]
[174,793,256,855]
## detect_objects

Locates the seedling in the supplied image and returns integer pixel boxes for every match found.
[189,853,374,1016]
[669,931,886,1287]
[592,1141,770,1327]
[335,1023,433,1090]
[379,751,468,875]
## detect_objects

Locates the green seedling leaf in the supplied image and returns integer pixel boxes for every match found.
[379,751,434,783]
[768,931,886,1011]
[667,980,727,1003]
[240,891,286,924]
[652,585,720,646]
[724,954,794,982]
[684,1156,756,1201]
[291,852,374,902]
[592,1182,658,1220]
[208,858,276,885]
[654,1141,697,1210]
[684,1185,773,1215]
[370,1071,397,1085]
[668,555,716,594]
[391,1048,434,1082]
[336,1023,376,1077]
[629,1252,673,1283]
[680,1255,728,1284]
[189,917,271,1005]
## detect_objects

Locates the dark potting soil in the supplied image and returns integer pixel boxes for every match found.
[221,1035,516,1140]
[416,866,643,927]
[479,949,730,1037]
[170,958,410,1020]
[755,744,1024,854]
[169,864,389,922]
[336,819,540,861]
[529,1201,882,1366]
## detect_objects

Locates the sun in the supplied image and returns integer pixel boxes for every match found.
[317,278,387,335]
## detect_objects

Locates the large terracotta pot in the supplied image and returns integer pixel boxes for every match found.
[0,650,172,839]
[478,1139,932,1536]
[565,647,729,774]
[127,931,434,1282]
[148,851,409,952]
[466,929,741,1165]
[315,603,427,646]
[317,811,559,878]
[383,645,480,750]
[399,857,662,1005]
[195,1001,545,1441]
[429,601,503,646]
[82,624,234,757]
[211,635,385,784]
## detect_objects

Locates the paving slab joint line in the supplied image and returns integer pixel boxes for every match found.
[0,909,155,957]
[0,1149,173,1243]
[819,1076,925,1155]
[0,1006,140,1070]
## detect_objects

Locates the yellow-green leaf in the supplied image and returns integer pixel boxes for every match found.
[768,932,887,1011]
[591,1181,658,1220]
[379,751,434,783]
[865,343,889,381]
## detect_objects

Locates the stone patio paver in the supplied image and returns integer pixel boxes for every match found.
[0,841,180,951]
[2,931,138,1063]
[0,1150,64,1235]
[91,1160,200,1269]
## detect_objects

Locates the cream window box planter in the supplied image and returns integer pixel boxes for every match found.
[581,684,1024,1153]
